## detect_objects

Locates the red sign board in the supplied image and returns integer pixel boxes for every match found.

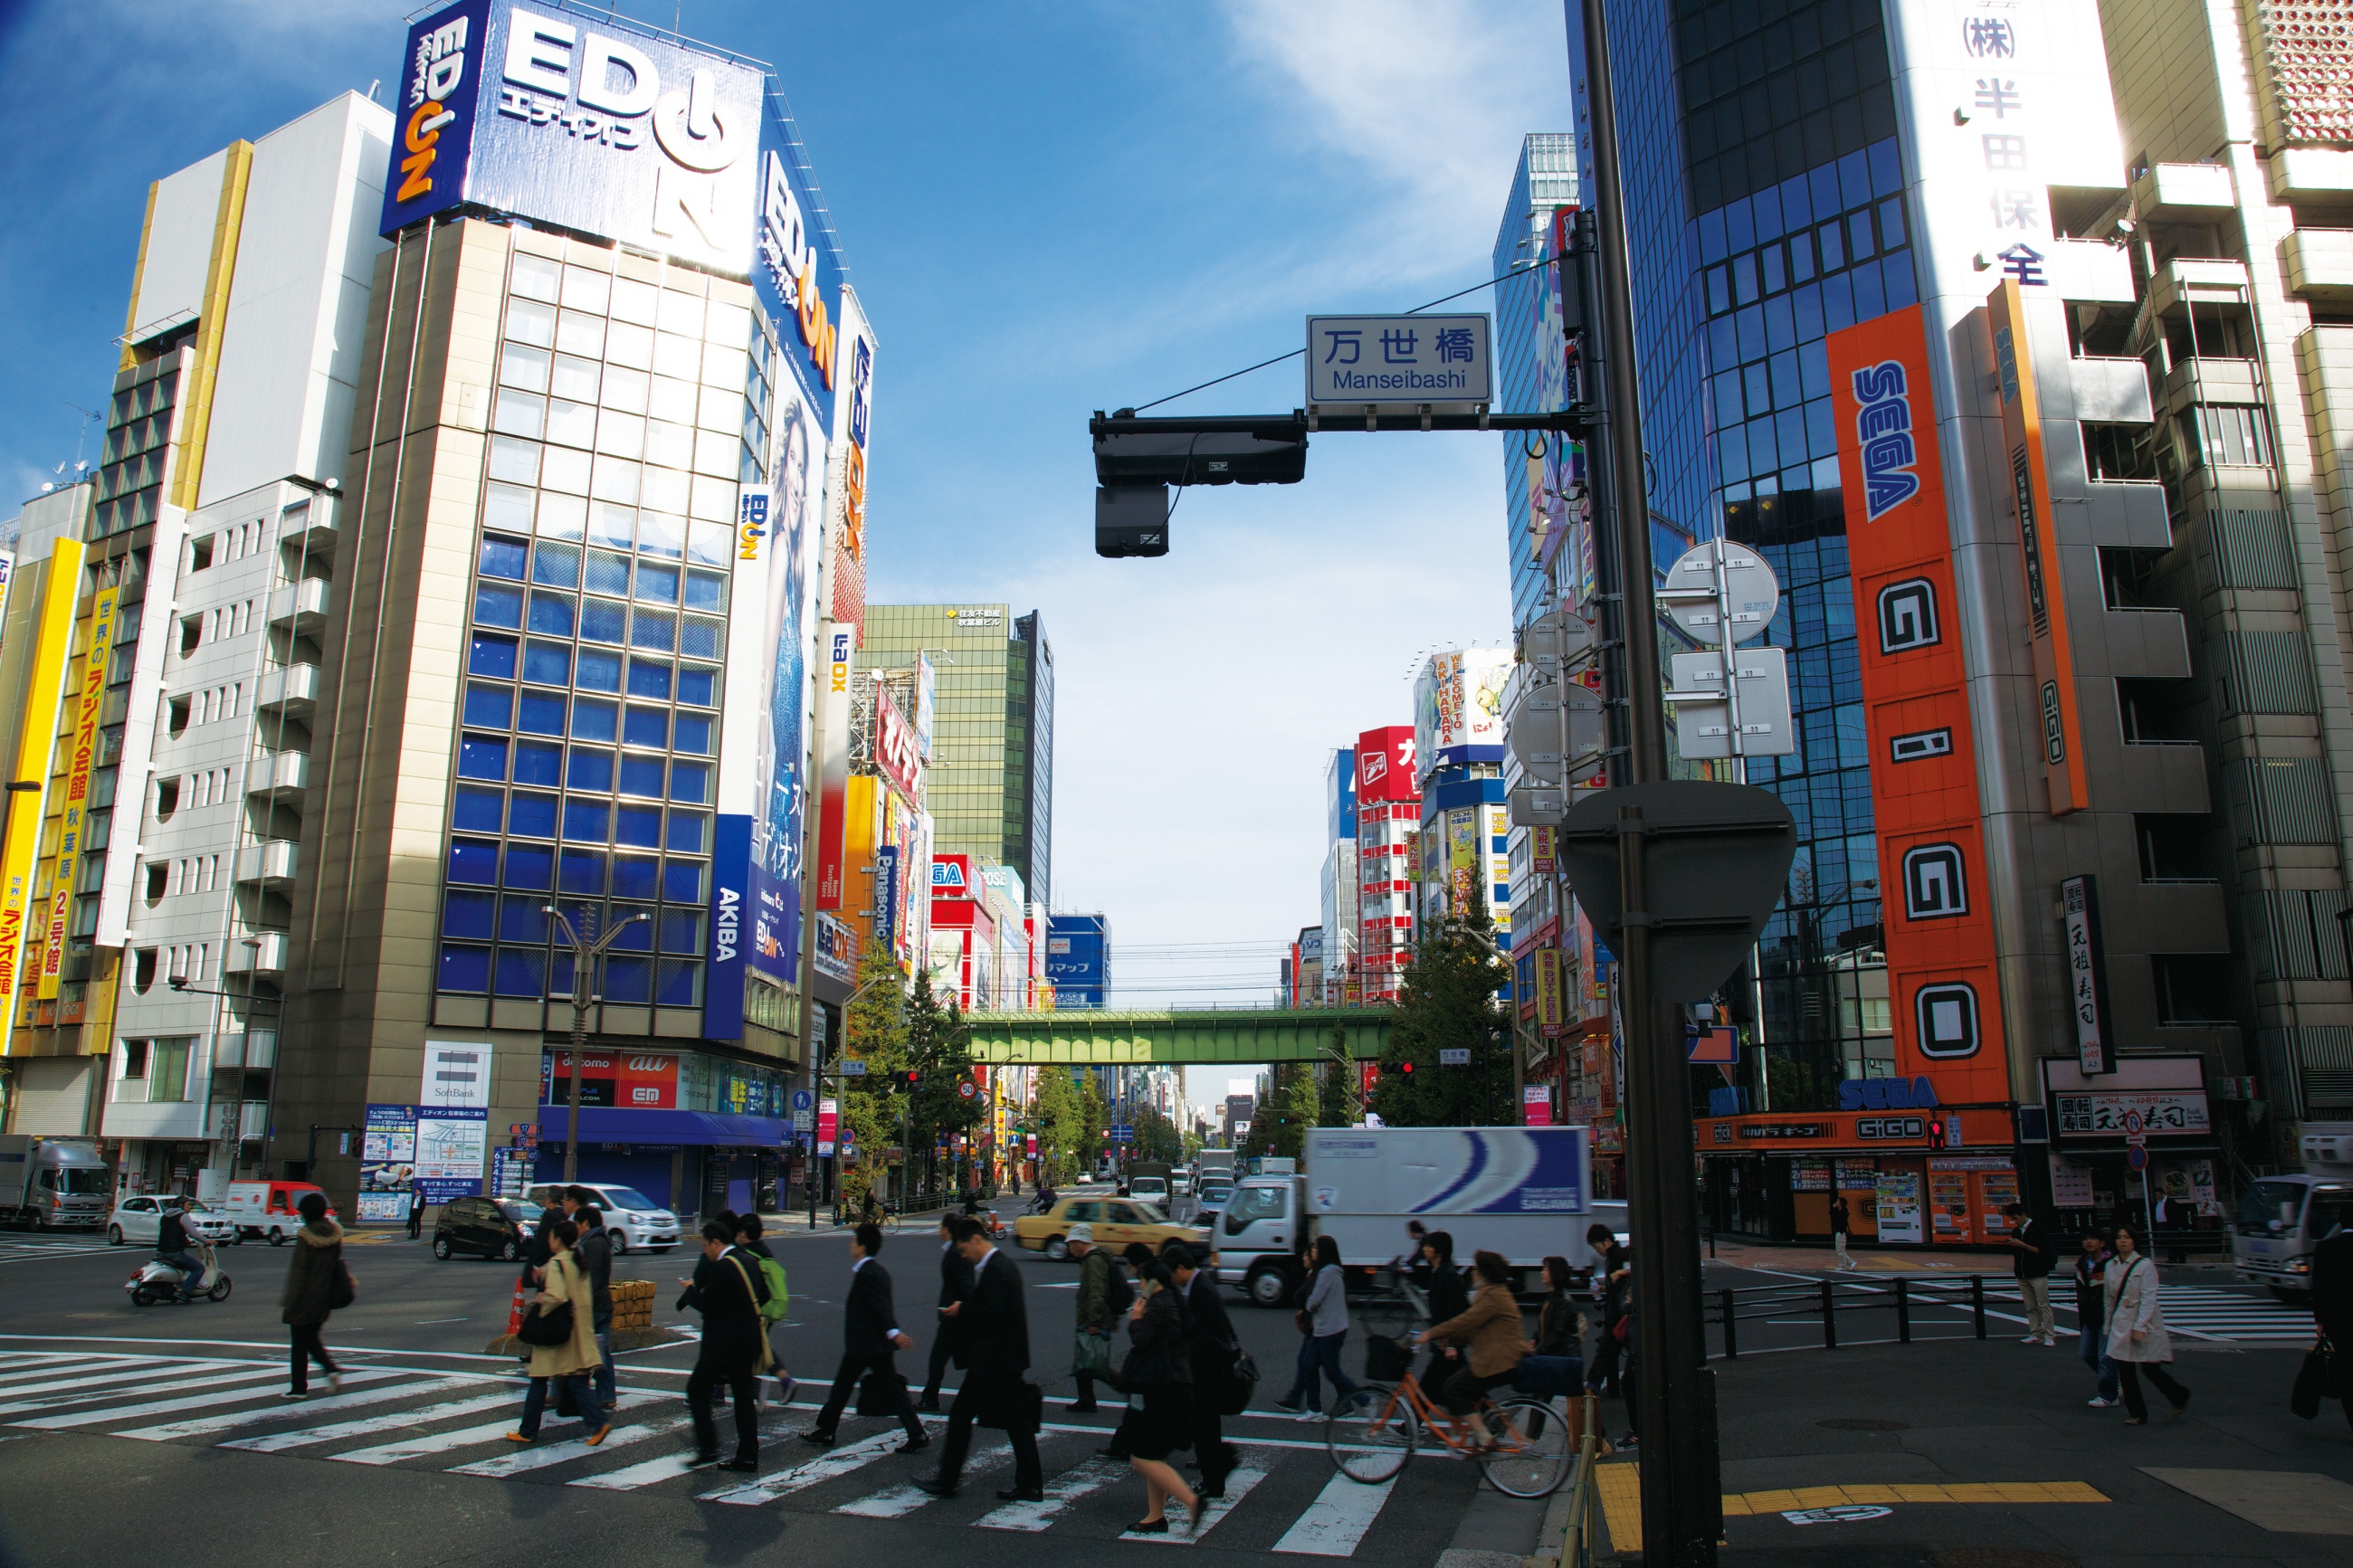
[1825,305,2007,1105]
[544,1050,677,1108]
[873,679,922,803]
[1521,1084,1553,1126]
[1355,725,1419,804]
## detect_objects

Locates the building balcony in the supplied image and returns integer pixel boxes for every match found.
[288,496,338,554]
[2159,355,2263,410]
[234,841,299,889]
[2068,356,2156,425]
[2114,740,2211,815]
[214,1029,276,1069]
[2147,256,2251,316]
[2132,161,2236,222]
[256,663,320,717]
[2283,229,2353,306]
[2114,879,2229,956]
[225,932,289,976]
[246,749,310,803]
[268,578,330,636]
[2105,605,2192,679]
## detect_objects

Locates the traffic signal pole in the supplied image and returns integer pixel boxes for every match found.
[1578,0,1722,1560]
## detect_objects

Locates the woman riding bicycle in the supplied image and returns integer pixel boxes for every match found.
[1415,1250,1527,1452]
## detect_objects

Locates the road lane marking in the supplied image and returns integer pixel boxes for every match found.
[20,1370,400,1429]
[974,1456,1129,1531]
[568,1413,799,1490]
[444,1411,691,1477]
[700,1423,931,1505]
[1119,1458,1270,1543]
[220,1389,519,1451]
[0,1364,281,1418]
[1274,1468,1397,1554]
[123,1376,479,1440]
[332,1392,660,1466]
[834,1440,1007,1516]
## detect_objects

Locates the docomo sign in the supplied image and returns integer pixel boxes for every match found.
[546,1050,679,1108]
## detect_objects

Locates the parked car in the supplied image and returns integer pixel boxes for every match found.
[521,1182,680,1253]
[433,1195,537,1261]
[224,1181,338,1243]
[108,1196,236,1248]
[1010,1195,1206,1260]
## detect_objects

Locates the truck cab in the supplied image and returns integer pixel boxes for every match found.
[2234,1174,2353,1302]
[1211,1174,1307,1307]
[0,1136,111,1231]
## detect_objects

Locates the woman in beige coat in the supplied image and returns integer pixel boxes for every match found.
[506,1217,612,1445]
[2104,1222,2190,1424]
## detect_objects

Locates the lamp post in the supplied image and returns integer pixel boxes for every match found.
[543,906,651,1183]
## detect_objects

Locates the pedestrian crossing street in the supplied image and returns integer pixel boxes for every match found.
[0,1349,1459,1552]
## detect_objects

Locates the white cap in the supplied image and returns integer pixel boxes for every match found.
[1066,1223,1094,1244]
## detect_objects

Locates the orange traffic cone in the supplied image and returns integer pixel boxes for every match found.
[505,1278,527,1337]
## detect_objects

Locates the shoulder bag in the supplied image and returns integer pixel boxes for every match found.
[2293,1336,2340,1420]
[329,1245,357,1311]
[725,1256,777,1373]
[517,1267,576,1347]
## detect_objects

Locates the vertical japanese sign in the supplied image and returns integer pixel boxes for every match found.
[1826,305,2007,1103]
[814,620,853,911]
[1535,947,1565,1039]
[1531,825,1556,876]
[0,541,83,1053]
[39,587,118,999]
[816,1097,838,1157]
[912,651,936,763]
[2060,874,2111,1076]
[704,813,749,1041]
[1986,279,2087,815]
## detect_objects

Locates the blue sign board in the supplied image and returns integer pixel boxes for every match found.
[875,843,900,955]
[1330,747,1357,841]
[704,813,750,1041]
[1046,914,1109,1009]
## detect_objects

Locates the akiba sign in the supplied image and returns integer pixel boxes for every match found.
[703,814,750,1040]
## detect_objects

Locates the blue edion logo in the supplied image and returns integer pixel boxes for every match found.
[1849,360,1921,521]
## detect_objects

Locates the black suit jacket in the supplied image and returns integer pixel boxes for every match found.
[2314,1231,2353,1345]
[845,1259,903,1361]
[1182,1270,1235,1355]
[938,1239,974,1307]
[952,1247,1030,1374]
[678,1251,766,1370]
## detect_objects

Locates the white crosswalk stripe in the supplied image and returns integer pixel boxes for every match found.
[0,1238,113,1263]
[1119,1458,1272,1543]
[0,1347,1429,1547]
[1853,1278,2317,1345]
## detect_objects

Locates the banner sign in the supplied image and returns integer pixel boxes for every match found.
[1987,279,2089,815]
[704,813,748,1040]
[1534,947,1565,1038]
[0,541,82,1051]
[814,620,852,910]
[1825,304,2006,1104]
[2060,874,2112,1076]
[541,1049,678,1109]
[39,587,118,998]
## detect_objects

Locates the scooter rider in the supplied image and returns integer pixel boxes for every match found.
[156,1203,207,1303]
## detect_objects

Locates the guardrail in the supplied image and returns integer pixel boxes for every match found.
[1709,1275,2005,1358]
[1558,1391,1604,1567]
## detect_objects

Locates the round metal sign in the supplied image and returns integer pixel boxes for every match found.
[2121,1109,2144,1135]
[2127,1145,2148,1171]
[957,1080,979,1099]
[1662,539,1780,646]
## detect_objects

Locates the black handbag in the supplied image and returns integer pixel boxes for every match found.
[1215,1348,1260,1416]
[2292,1339,2339,1420]
[517,1297,575,1347]
[856,1368,909,1417]
[329,1259,357,1311]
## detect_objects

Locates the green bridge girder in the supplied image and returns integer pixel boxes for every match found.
[962,1007,1393,1065]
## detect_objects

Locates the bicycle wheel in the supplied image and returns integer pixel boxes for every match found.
[1479,1396,1572,1497]
[1327,1383,1417,1483]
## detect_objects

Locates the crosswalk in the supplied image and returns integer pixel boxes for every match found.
[1811,1276,2318,1345]
[0,1235,114,1264]
[0,1348,1463,1551]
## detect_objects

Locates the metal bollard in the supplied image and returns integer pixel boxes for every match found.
[1720,1287,1738,1360]
[1970,1273,1986,1339]
[1895,1277,1910,1343]
[1821,1277,1838,1349]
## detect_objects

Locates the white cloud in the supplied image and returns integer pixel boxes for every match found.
[1218,0,1575,280]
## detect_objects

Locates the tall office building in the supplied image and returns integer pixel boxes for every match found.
[1319,747,1358,1003]
[1552,0,2353,1240]
[859,603,1054,904]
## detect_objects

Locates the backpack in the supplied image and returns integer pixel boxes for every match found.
[1102,1259,1134,1317]
[754,1253,790,1323]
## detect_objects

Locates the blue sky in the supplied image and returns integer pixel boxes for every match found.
[0,0,1573,1065]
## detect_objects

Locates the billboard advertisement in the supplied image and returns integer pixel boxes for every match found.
[814,621,853,911]
[872,676,921,803]
[744,386,827,987]
[913,651,936,763]
[1355,725,1418,804]
[540,1048,679,1108]
[704,813,749,1038]
[1327,746,1356,842]
[1045,915,1108,1008]
[1415,648,1512,779]
[827,290,876,645]
[0,540,82,1055]
[931,853,974,899]
[38,585,118,998]
[1825,305,2006,1104]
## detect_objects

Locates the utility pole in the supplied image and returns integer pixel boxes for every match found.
[1578,0,1721,1561]
[546,906,650,1183]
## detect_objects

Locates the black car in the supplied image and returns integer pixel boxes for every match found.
[432,1196,532,1260]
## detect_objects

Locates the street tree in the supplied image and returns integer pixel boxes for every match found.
[1371,889,1512,1127]
[1318,1030,1358,1127]
[902,965,983,1190]
[1032,1063,1084,1183]
[839,945,910,1210]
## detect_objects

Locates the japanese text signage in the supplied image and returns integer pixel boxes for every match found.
[2060,874,2111,1074]
[1307,315,1492,412]
[39,586,118,998]
[2053,1092,2210,1138]
[1825,306,2006,1104]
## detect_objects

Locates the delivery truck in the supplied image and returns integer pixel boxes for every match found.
[2232,1123,2353,1303]
[1210,1125,1621,1307]
[0,1135,113,1231]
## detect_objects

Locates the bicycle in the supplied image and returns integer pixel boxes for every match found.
[1324,1334,1573,1498]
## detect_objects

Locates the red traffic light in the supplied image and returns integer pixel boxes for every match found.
[1397,1060,1415,1078]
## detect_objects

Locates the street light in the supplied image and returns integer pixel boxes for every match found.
[543,905,652,1183]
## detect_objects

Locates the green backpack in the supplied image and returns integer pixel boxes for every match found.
[754,1254,790,1324]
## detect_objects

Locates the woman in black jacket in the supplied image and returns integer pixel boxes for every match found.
[1418,1231,1470,1389]
[1516,1255,1585,1400]
[1121,1258,1198,1535]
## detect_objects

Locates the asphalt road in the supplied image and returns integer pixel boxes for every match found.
[0,1192,1547,1568]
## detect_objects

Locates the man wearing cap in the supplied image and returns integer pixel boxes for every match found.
[1068,1222,1123,1414]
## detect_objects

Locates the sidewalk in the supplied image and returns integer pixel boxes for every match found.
[1583,1335,2353,1563]
[1707,1235,2243,1279]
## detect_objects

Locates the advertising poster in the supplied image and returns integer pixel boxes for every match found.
[541,1049,678,1108]
[1521,1083,1554,1126]
[0,540,83,1056]
[421,1039,492,1110]
[748,394,826,988]
[814,621,853,910]
[357,1103,419,1222]
[39,586,117,999]
[1446,808,1477,917]
[415,1107,489,1202]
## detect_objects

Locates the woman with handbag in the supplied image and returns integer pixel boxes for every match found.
[1514,1256,1586,1400]
[505,1218,612,1447]
[2104,1222,2190,1425]
[1120,1256,1198,1535]
[281,1192,348,1400]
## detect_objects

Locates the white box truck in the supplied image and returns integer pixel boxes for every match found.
[1210,1125,1622,1307]
[0,1135,112,1230]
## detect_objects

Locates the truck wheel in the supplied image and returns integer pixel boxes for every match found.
[1044,1235,1069,1261]
[1247,1265,1293,1308]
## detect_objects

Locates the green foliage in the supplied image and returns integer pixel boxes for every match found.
[904,965,983,1154]
[1032,1065,1085,1183]
[1131,1106,1184,1164]
[1764,1050,1839,1113]
[1318,1030,1358,1127]
[1369,889,1513,1128]
[838,946,910,1208]
[1079,1070,1108,1162]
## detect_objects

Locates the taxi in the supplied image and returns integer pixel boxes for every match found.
[1010,1194,1207,1260]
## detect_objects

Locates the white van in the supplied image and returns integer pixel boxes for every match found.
[523,1182,680,1253]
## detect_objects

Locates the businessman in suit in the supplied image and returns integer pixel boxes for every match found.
[802,1222,928,1452]
[1169,1243,1243,1497]
[914,1216,1043,1501]
[919,1212,972,1412]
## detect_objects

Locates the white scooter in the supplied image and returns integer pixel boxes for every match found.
[126,1242,232,1307]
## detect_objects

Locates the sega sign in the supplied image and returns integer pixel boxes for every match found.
[1835,1076,1940,1112]
[931,854,973,896]
[1848,360,1920,522]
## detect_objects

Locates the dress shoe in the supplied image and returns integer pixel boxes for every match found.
[899,1435,930,1455]
[683,1451,722,1468]
[799,1430,837,1446]
[996,1486,1047,1502]
[912,1474,958,1498]
[719,1456,759,1472]
[917,1396,941,1413]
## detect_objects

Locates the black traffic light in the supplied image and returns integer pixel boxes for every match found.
[1095,484,1167,558]
[897,1069,921,1092]
[1397,1060,1415,1080]
[1091,411,1310,489]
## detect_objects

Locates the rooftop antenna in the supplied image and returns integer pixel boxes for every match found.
[366,79,380,102]
[64,402,100,470]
